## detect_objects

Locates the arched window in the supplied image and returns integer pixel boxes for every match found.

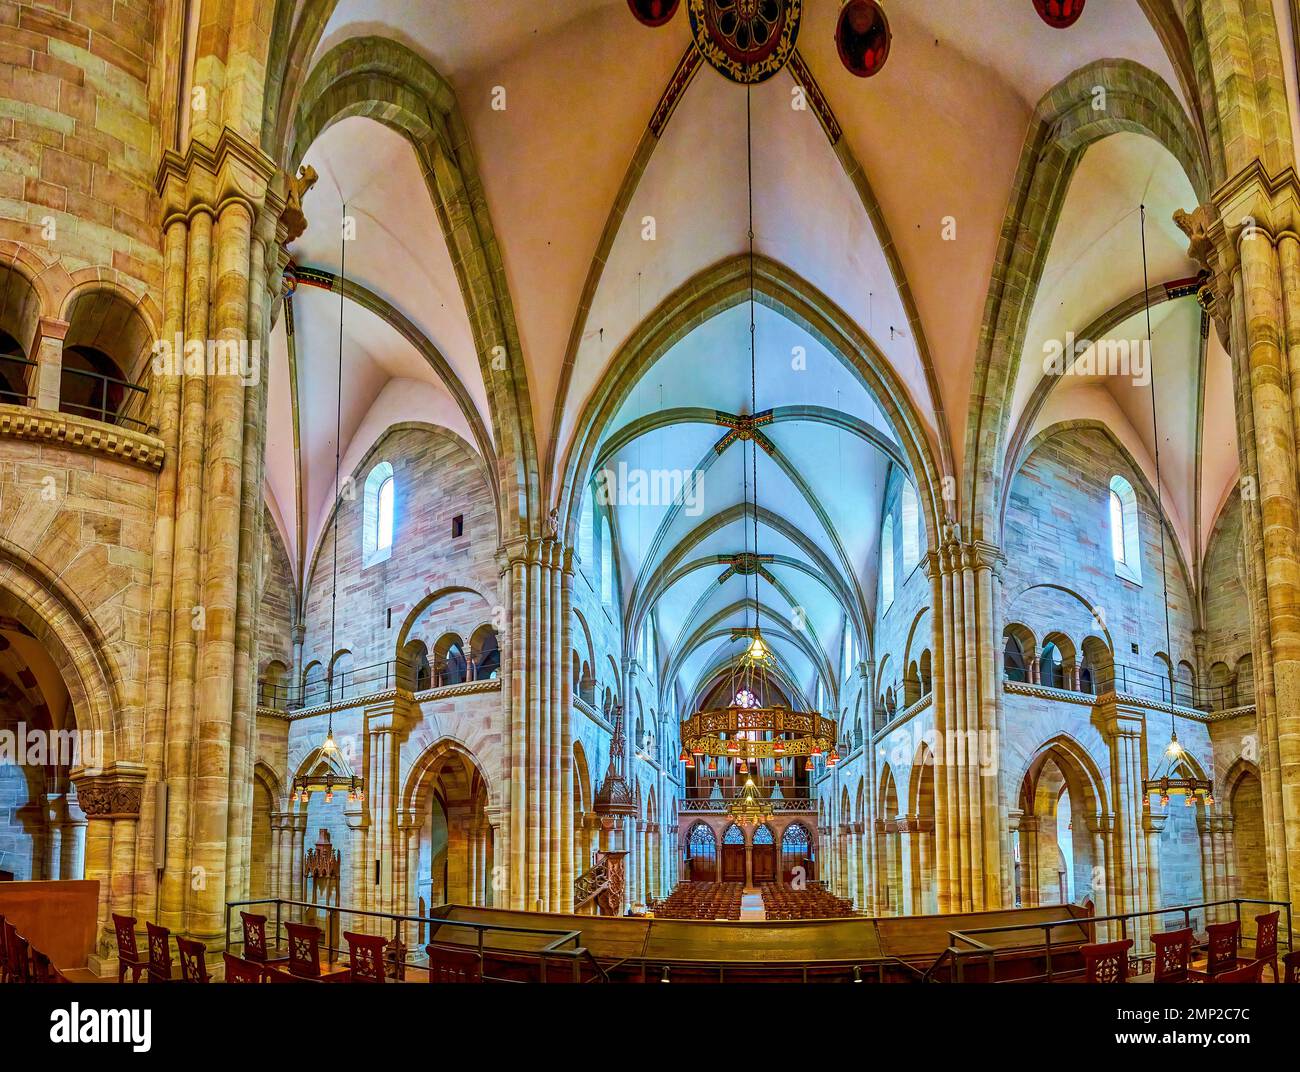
[578,488,595,577]
[753,823,774,846]
[722,823,745,845]
[1108,475,1142,584]
[781,822,812,878]
[686,822,717,876]
[599,514,613,605]
[901,481,920,572]
[471,626,500,680]
[881,513,895,608]
[1003,635,1027,682]
[1040,642,1065,690]
[363,462,396,567]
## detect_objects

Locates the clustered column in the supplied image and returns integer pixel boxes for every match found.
[149,137,285,943]
[927,538,1006,913]
[502,537,574,912]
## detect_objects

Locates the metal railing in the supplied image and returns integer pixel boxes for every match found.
[680,793,815,812]
[59,365,150,431]
[224,897,608,983]
[259,654,502,711]
[0,353,36,406]
[1005,662,1254,714]
[943,897,1292,983]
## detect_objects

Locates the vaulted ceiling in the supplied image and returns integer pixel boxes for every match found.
[261,0,1299,711]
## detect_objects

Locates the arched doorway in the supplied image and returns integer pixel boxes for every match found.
[0,622,83,881]
[1228,766,1267,902]
[721,822,745,882]
[876,766,902,913]
[1017,739,1107,913]
[780,822,813,885]
[405,743,493,914]
[685,821,717,882]
[752,822,776,883]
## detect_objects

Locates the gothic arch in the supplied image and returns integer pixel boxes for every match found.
[289,35,539,538]
[964,59,1211,544]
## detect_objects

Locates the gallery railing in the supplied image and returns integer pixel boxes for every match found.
[680,793,815,812]
[941,897,1292,983]
[1004,662,1253,714]
[59,365,150,431]
[258,654,502,711]
[224,897,608,983]
[0,353,36,406]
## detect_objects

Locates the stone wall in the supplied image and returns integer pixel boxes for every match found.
[1003,425,1197,681]
[0,0,162,315]
[298,423,500,677]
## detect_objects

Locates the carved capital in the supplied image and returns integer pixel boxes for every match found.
[72,763,146,819]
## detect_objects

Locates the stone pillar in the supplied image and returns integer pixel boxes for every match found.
[1085,812,1115,939]
[61,811,87,880]
[1097,704,1153,945]
[72,764,146,973]
[927,538,1006,913]
[1018,816,1040,907]
[26,316,67,411]
[151,136,286,943]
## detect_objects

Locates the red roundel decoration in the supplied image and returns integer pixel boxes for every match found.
[1032,0,1085,29]
[836,0,891,78]
[628,0,680,27]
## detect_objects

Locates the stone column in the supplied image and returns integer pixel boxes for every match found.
[1098,704,1153,945]
[1085,812,1115,939]
[61,811,87,881]
[72,764,146,973]
[151,135,284,943]
[927,538,1006,913]
[1018,816,1040,907]
[26,316,67,410]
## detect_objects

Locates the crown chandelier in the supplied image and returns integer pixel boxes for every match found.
[629,2,1086,81]
[727,776,774,826]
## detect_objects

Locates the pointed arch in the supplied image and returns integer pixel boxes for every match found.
[289,35,539,537]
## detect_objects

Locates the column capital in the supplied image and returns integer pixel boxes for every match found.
[71,762,147,819]
[155,127,278,226]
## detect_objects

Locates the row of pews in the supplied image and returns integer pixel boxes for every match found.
[654,882,744,920]
[759,883,855,919]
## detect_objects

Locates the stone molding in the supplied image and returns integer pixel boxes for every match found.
[0,404,163,470]
[256,677,501,721]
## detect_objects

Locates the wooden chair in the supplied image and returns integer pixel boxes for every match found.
[1151,928,1194,983]
[176,937,211,983]
[1212,959,1264,983]
[1080,938,1133,983]
[0,915,9,983]
[222,952,265,983]
[1196,920,1241,979]
[1282,949,1300,984]
[145,921,173,983]
[284,921,322,979]
[32,948,64,983]
[1252,910,1280,982]
[112,913,147,984]
[8,928,31,984]
[426,943,483,983]
[343,931,388,984]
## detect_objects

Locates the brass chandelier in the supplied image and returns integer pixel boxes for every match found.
[727,776,774,826]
